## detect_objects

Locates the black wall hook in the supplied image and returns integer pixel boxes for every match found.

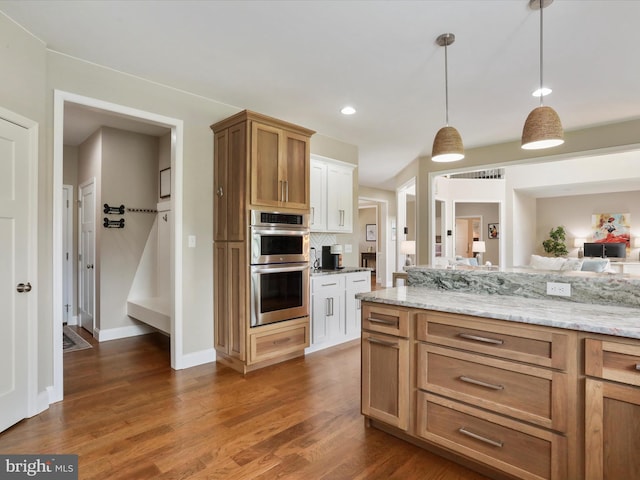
[104,203,125,214]
[103,218,125,229]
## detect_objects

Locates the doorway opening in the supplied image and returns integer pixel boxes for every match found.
[52,90,184,403]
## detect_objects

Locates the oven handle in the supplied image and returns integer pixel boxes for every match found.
[251,264,310,274]
[251,227,309,236]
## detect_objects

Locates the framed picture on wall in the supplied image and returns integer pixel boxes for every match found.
[160,167,171,198]
[366,224,377,241]
[488,223,499,239]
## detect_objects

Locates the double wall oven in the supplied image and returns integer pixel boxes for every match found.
[250,210,310,328]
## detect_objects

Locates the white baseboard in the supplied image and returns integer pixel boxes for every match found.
[173,348,216,370]
[67,315,78,326]
[96,324,155,342]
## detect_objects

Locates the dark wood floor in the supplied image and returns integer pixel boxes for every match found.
[0,327,489,479]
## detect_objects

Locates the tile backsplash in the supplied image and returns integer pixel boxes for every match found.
[310,232,337,268]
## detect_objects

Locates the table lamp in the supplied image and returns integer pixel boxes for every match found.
[472,241,486,265]
[400,240,416,266]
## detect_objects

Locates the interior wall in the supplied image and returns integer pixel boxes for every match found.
[358,207,376,254]
[455,202,500,265]
[536,190,640,258]
[100,127,159,331]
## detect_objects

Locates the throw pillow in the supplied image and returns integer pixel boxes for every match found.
[530,254,566,271]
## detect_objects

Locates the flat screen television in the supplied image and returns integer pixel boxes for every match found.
[583,242,626,259]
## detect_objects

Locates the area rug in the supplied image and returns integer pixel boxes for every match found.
[63,326,92,353]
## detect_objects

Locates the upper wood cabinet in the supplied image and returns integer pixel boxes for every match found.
[213,122,246,242]
[212,110,315,216]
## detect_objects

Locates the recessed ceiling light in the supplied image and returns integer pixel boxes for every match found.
[532,87,552,97]
[340,106,356,115]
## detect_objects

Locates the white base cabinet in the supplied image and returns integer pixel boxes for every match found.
[308,271,371,353]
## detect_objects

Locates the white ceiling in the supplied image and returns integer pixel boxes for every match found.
[1,0,640,189]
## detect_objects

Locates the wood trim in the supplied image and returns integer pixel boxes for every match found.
[210,109,315,136]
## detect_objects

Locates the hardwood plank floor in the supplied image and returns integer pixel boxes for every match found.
[0,328,489,479]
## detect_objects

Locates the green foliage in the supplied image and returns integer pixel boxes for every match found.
[542,226,568,257]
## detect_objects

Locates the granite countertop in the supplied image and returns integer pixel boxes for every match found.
[357,286,640,340]
[311,267,372,276]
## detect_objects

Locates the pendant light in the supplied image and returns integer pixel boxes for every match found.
[432,33,464,162]
[521,0,564,150]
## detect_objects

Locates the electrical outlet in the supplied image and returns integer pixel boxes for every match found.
[546,282,571,297]
[344,244,352,253]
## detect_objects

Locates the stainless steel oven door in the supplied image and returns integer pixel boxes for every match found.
[250,226,309,265]
[250,262,310,327]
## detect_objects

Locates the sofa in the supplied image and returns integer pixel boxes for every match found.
[528,254,614,273]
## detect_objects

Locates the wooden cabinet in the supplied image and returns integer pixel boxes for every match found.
[585,338,640,480]
[214,242,246,360]
[214,122,246,242]
[211,111,314,373]
[309,156,354,232]
[361,303,410,430]
[250,121,311,211]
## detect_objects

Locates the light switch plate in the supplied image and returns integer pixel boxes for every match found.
[188,235,196,248]
[344,244,352,253]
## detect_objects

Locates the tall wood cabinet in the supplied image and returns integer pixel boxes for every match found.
[211,110,315,373]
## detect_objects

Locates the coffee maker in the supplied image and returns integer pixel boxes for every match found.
[322,245,344,270]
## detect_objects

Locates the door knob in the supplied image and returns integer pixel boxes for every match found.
[16,282,32,293]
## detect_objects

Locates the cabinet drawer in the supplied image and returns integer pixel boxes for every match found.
[362,303,410,338]
[418,344,567,431]
[249,318,309,364]
[311,275,346,294]
[416,311,570,370]
[346,271,371,292]
[585,338,640,387]
[417,392,566,480]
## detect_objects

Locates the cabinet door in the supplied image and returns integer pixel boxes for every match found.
[345,272,371,335]
[282,130,310,210]
[361,331,409,430]
[585,378,640,480]
[213,130,228,241]
[309,159,327,231]
[227,123,246,241]
[312,291,343,345]
[214,242,246,360]
[326,164,353,232]
[250,121,282,208]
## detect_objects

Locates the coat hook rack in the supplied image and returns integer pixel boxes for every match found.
[103,218,125,229]
[104,203,125,215]
[126,207,158,213]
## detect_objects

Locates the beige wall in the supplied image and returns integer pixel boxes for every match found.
[358,207,377,253]
[455,202,500,265]
[537,191,640,258]
[63,145,79,317]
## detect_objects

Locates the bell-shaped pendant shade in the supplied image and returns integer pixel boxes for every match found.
[432,125,464,162]
[521,105,564,150]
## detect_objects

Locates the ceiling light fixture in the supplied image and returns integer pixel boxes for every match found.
[532,87,552,97]
[432,33,464,163]
[340,106,356,115]
[522,0,564,150]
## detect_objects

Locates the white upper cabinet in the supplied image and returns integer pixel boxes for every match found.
[310,155,354,233]
[310,159,327,231]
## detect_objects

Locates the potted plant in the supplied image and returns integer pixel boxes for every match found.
[542,226,568,257]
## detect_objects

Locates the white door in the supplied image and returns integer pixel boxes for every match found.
[62,185,73,324]
[78,180,95,334]
[0,117,31,432]
[455,218,470,258]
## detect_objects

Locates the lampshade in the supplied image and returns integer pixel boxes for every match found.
[432,126,464,162]
[521,0,564,151]
[573,238,586,248]
[521,106,564,150]
[472,241,486,253]
[400,240,416,255]
[634,237,640,248]
[432,33,464,163]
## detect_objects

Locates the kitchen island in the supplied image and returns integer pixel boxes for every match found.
[357,268,640,480]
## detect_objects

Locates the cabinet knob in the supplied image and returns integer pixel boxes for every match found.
[16,282,32,293]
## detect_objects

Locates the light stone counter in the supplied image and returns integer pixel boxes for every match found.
[357,286,640,339]
[310,267,372,276]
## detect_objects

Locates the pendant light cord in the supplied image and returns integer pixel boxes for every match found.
[444,36,450,126]
[539,0,544,107]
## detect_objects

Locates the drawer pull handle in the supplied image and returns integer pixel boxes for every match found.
[272,337,291,345]
[459,376,504,391]
[458,333,504,345]
[322,282,338,287]
[458,427,504,448]
[367,317,397,326]
[367,337,399,349]
[353,279,367,283]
